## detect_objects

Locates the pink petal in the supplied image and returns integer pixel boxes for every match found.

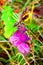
[19,33,30,42]
[9,35,20,46]
[17,44,25,53]
[17,43,30,54]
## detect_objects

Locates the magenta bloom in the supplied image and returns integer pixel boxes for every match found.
[17,43,30,54]
[9,24,30,54]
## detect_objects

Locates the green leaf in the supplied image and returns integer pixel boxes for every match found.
[25,20,39,33]
[0,36,6,42]
[1,5,19,38]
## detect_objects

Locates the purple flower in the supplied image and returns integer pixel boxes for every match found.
[18,24,27,33]
[17,43,30,54]
[9,24,30,54]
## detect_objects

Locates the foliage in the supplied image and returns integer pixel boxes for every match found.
[0,0,43,65]
[2,5,18,38]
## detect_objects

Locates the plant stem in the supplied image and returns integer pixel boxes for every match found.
[0,44,14,65]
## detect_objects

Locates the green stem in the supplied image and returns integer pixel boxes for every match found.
[0,58,7,63]
[0,44,14,65]
[22,0,31,11]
